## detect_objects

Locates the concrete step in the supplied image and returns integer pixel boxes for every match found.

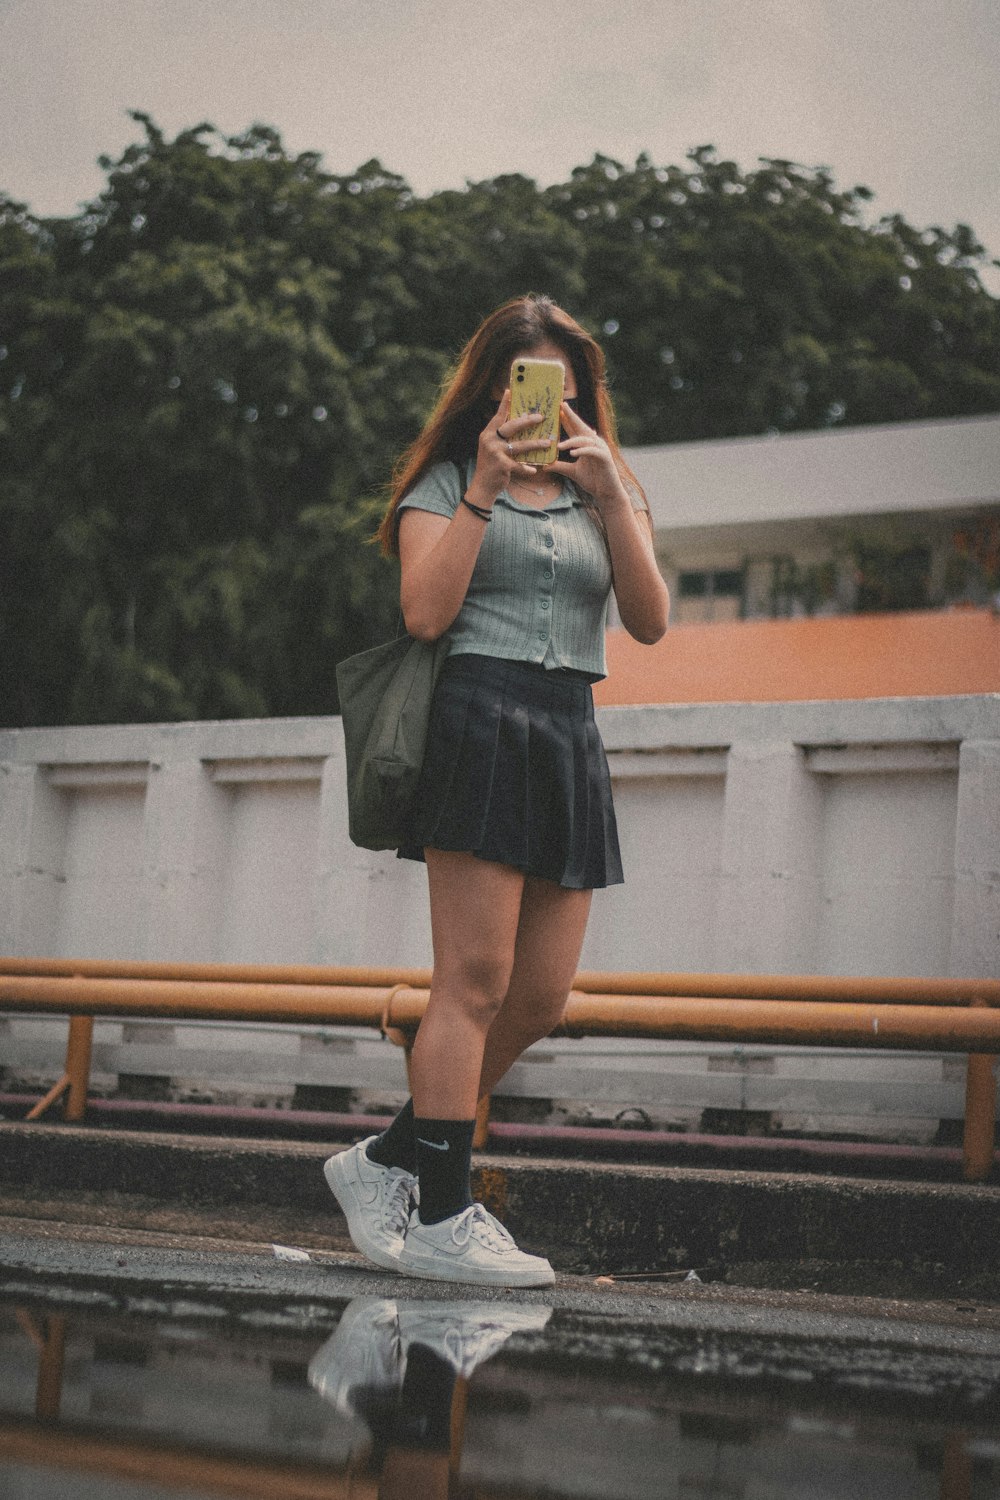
[2,1122,999,1301]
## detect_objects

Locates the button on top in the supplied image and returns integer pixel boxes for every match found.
[544,535,554,548]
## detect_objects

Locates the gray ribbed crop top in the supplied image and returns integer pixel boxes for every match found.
[397,459,645,680]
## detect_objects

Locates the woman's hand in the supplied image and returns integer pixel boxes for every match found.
[550,400,670,643]
[549,401,630,508]
[466,390,550,510]
[399,390,553,640]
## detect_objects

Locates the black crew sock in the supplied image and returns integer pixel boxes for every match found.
[393,1344,456,1451]
[414,1116,475,1225]
[365,1098,417,1174]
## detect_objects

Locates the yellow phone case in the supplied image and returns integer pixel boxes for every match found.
[509,358,565,466]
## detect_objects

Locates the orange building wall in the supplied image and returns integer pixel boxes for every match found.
[595,608,1000,706]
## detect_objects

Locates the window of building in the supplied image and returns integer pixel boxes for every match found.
[676,568,744,623]
[852,542,932,612]
[767,556,843,618]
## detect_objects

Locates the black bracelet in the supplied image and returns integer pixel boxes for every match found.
[460,495,493,521]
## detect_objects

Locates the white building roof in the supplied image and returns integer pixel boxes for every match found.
[625,412,1000,532]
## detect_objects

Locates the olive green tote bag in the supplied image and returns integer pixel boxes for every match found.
[336,631,450,851]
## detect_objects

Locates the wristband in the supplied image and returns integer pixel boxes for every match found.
[460,495,493,522]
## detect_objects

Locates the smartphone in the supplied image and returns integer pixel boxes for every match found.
[509,358,565,466]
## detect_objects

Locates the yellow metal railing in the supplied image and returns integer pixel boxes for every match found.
[1,958,997,1180]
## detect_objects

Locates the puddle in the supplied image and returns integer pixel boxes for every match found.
[1,1288,998,1499]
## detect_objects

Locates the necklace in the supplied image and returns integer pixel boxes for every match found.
[511,474,560,498]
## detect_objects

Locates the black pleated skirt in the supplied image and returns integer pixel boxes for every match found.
[397,653,624,889]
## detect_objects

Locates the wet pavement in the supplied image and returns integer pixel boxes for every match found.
[3,1120,1000,1495]
[2,1223,1000,1499]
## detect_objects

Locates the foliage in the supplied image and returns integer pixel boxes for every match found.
[946,517,1000,598]
[2,120,998,725]
[848,539,933,613]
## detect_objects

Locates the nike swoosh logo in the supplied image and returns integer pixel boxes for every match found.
[417,1137,450,1152]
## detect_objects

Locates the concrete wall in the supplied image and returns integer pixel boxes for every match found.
[626,412,1000,532]
[2,696,998,978]
[627,414,1000,622]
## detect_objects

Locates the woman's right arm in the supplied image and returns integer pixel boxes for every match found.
[399,505,489,641]
[399,392,540,641]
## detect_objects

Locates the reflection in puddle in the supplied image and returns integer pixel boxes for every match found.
[0,1291,998,1499]
[309,1298,552,1496]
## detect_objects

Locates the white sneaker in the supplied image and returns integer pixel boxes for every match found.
[396,1299,552,1377]
[324,1138,416,1271]
[396,1202,555,1287]
[307,1297,403,1417]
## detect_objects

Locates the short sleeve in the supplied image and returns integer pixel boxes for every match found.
[398,461,464,519]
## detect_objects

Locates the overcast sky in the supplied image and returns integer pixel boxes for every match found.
[3,0,999,290]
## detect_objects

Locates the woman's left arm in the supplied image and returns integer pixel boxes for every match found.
[600,490,670,644]
[550,404,670,645]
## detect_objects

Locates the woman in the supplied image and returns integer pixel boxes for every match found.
[327,294,669,1286]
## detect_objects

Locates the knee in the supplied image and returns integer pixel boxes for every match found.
[435,950,515,1031]
[504,983,570,1046]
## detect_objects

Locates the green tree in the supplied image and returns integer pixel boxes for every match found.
[1,121,413,725]
[2,120,997,727]
[541,147,1000,442]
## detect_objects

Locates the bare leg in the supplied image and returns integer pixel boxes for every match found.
[398,855,584,1282]
[478,877,592,1097]
[408,849,525,1120]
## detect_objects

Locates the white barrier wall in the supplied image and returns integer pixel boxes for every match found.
[1,695,998,977]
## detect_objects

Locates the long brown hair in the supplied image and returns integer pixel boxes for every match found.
[376,294,647,556]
